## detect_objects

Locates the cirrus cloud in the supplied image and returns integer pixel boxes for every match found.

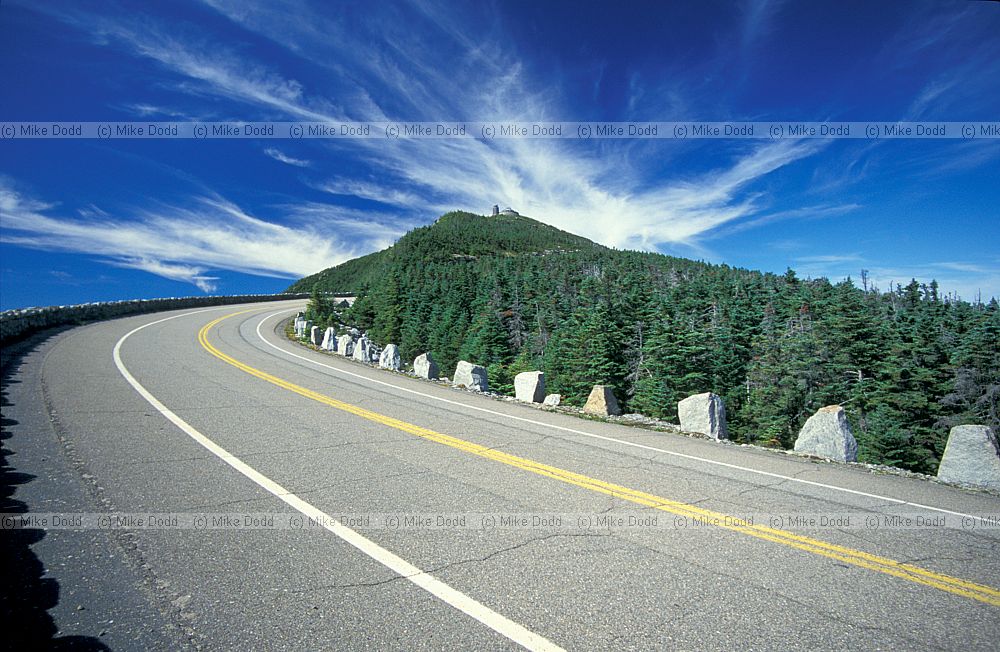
[0,179,402,291]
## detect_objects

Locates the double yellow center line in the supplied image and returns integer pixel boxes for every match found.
[199,311,1000,607]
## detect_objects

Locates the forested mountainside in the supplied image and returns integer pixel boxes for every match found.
[288,210,603,293]
[291,211,1000,474]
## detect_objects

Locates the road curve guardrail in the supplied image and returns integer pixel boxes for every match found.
[0,293,315,345]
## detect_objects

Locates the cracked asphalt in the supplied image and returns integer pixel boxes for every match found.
[3,300,999,650]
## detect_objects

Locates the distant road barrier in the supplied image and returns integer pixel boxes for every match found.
[0,293,318,345]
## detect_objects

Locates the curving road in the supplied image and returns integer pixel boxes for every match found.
[3,300,999,650]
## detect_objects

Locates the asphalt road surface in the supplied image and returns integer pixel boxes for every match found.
[3,299,999,651]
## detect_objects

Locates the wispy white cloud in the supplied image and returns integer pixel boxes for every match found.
[280,201,413,237]
[112,258,220,293]
[264,147,310,167]
[118,103,201,122]
[881,4,1000,121]
[44,6,345,122]
[0,180,397,291]
[932,262,992,274]
[906,77,958,120]
[908,139,1000,178]
[312,179,428,209]
[161,2,824,250]
[787,250,999,301]
[769,238,803,251]
[24,2,831,270]
[714,203,861,238]
[740,0,786,48]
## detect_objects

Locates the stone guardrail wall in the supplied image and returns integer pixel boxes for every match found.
[294,315,1000,490]
[0,293,313,346]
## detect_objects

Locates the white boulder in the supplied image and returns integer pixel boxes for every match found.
[321,327,336,351]
[413,353,439,379]
[583,385,621,416]
[678,392,728,440]
[453,361,489,392]
[793,405,857,462]
[937,425,1000,489]
[379,344,401,371]
[514,371,545,403]
[353,336,372,363]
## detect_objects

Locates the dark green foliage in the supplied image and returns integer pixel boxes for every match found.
[630,309,711,420]
[287,211,599,294]
[289,210,1000,474]
[305,286,339,326]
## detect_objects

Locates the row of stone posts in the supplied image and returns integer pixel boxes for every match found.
[294,315,999,489]
[676,394,999,490]
[293,315,401,370]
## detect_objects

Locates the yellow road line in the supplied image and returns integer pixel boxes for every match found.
[199,311,1000,607]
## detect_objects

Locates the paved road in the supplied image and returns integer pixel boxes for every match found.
[3,300,999,650]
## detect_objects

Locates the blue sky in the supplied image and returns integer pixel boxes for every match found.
[1,0,999,309]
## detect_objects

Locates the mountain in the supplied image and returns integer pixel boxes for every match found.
[289,210,1000,475]
[287,210,604,293]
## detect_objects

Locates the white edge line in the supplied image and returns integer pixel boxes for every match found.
[113,306,565,652]
[255,307,995,524]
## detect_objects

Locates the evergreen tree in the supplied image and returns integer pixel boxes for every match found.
[288,210,1000,473]
[370,268,404,345]
[305,285,335,325]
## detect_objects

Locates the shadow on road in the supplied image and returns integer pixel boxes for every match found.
[1,331,111,651]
